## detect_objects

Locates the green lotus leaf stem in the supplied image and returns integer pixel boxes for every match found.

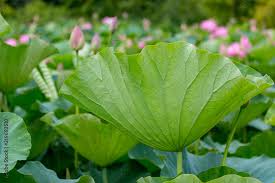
[102,168,108,183]
[177,151,183,175]
[221,108,242,166]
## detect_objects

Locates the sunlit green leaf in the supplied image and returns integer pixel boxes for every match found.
[61,41,273,151]
[234,131,275,158]
[0,39,57,92]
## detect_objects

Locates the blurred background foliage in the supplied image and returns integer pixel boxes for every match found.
[0,0,274,27]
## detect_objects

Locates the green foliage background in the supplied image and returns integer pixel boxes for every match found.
[0,0,274,27]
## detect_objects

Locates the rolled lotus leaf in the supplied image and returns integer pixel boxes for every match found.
[61,41,273,151]
[54,113,137,167]
[0,39,57,92]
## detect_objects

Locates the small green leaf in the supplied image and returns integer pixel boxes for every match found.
[198,166,249,181]
[54,113,137,167]
[28,120,56,159]
[234,131,275,158]
[0,112,31,173]
[129,144,164,172]
[18,161,95,183]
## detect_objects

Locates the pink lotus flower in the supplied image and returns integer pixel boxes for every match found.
[102,16,118,31]
[91,33,100,49]
[81,22,92,30]
[138,41,145,49]
[200,19,217,32]
[240,36,252,50]
[5,38,17,47]
[211,27,228,38]
[220,36,252,58]
[226,42,241,57]
[70,26,85,51]
[19,34,30,44]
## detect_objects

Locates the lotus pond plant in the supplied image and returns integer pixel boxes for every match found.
[60,41,273,175]
[1,11,275,183]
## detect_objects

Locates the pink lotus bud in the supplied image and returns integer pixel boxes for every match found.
[102,16,118,31]
[143,18,151,31]
[70,26,85,51]
[5,38,17,47]
[19,34,30,44]
[240,36,252,50]
[91,33,100,49]
[200,19,217,32]
[81,22,92,30]
[138,41,146,49]
[211,27,228,38]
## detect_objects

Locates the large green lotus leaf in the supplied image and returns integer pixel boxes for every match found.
[54,113,137,167]
[0,13,11,36]
[234,131,275,158]
[0,112,31,173]
[0,38,57,92]
[18,161,95,183]
[61,41,273,151]
[138,174,261,183]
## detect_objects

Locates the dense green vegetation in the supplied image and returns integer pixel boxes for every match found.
[0,2,275,182]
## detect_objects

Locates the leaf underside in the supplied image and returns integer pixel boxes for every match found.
[61,41,273,151]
